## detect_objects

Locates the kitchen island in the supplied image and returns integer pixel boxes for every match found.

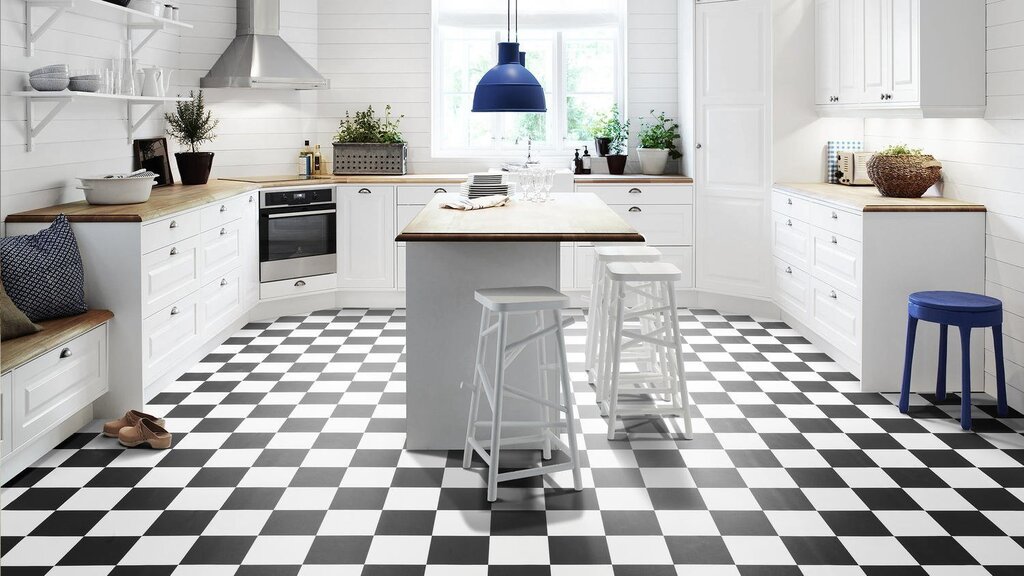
[398,193,643,449]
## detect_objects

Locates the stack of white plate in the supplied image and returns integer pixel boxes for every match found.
[29,64,70,91]
[460,172,510,198]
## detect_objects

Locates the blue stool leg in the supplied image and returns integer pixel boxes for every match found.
[993,324,1008,417]
[899,315,919,414]
[959,325,972,430]
[936,324,948,401]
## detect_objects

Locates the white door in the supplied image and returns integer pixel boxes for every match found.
[888,0,919,103]
[837,0,864,104]
[814,0,839,105]
[695,0,772,299]
[860,0,890,103]
[337,185,396,288]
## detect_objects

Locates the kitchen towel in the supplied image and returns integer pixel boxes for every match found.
[441,194,509,210]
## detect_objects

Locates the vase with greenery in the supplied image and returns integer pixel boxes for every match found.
[589,104,630,174]
[636,110,681,175]
[333,104,408,175]
[165,90,219,185]
[866,143,943,198]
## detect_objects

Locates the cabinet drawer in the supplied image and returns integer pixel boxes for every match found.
[396,205,423,242]
[579,184,693,205]
[809,277,861,357]
[199,220,242,284]
[201,194,247,232]
[773,258,810,322]
[11,325,108,449]
[611,204,693,246]
[201,269,242,339]
[810,202,862,241]
[0,372,10,457]
[771,190,812,222]
[810,226,863,298]
[141,211,200,254]
[142,235,201,317]
[260,273,338,300]
[772,212,811,270]
[143,292,201,380]
[398,185,456,205]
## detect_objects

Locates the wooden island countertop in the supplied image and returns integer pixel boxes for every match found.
[396,193,644,243]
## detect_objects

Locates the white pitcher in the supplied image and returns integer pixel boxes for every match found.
[140,67,162,97]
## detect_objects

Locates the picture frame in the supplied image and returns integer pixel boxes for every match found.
[132,137,174,187]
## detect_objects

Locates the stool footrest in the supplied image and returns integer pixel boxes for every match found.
[473,420,567,429]
[497,461,575,483]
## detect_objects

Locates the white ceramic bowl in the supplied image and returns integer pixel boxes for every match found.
[78,175,157,205]
[29,76,70,91]
[30,64,69,77]
[69,78,102,92]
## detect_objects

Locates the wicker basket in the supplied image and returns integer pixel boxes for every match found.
[865,154,942,198]
[333,143,407,175]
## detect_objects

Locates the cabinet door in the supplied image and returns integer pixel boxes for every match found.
[860,0,891,103]
[338,185,396,288]
[241,192,260,309]
[814,0,840,105]
[837,0,864,104]
[889,0,919,103]
[1,372,11,458]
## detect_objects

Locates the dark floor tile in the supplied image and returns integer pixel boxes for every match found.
[819,511,890,536]
[601,510,662,535]
[374,510,435,535]
[181,535,256,564]
[898,536,978,565]
[144,510,216,535]
[782,536,855,565]
[28,510,105,536]
[664,535,733,564]
[711,510,776,535]
[929,511,1005,536]
[56,536,137,565]
[221,487,285,510]
[261,510,327,535]
[426,535,489,564]
[304,535,372,564]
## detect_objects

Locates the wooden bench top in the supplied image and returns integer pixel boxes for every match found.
[1,310,113,374]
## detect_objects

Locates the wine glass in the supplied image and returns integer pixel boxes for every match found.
[542,168,555,202]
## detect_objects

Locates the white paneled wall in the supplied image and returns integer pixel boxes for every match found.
[864,0,1024,408]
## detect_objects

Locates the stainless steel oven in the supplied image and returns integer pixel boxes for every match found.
[259,187,337,282]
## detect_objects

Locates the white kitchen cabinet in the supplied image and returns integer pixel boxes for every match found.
[1,372,11,458]
[199,220,242,285]
[143,292,201,382]
[241,191,260,310]
[816,0,984,117]
[201,270,243,339]
[338,185,396,289]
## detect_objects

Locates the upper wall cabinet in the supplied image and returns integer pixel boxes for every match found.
[815,0,985,117]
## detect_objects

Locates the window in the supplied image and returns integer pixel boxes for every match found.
[432,0,625,158]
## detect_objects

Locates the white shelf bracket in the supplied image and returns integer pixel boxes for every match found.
[127,101,165,145]
[129,22,165,53]
[25,97,70,152]
[25,0,74,56]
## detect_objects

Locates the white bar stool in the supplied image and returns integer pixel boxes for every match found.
[463,286,584,502]
[602,262,693,440]
[585,246,662,387]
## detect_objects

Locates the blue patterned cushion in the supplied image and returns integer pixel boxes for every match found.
[0,214,87,322]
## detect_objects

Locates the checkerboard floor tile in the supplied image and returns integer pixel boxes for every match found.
[4,308,1024,575]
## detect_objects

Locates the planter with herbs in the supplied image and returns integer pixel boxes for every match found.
[165,90,219,185]
[333,105,407,175]
[589,104,630,175]
[636,110,681,175]
[866,144,943,198]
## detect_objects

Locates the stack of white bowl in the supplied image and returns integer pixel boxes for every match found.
[69,74,102,93]
[29,64,69,91]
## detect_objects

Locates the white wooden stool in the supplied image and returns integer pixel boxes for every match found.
[585,246,662,389]
[463,286,584,502]
[602,262,693,440]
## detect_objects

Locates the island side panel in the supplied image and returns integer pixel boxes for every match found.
[406,241,560,450]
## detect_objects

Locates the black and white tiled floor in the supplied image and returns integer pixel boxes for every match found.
[3,308,1024,575]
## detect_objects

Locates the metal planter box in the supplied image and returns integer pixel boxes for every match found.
[333,142,407,175]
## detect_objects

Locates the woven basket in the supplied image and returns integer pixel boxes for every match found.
[333,143,407,175]
[865,154,942,198]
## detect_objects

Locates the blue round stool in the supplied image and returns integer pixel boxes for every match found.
[899,291,1008,430]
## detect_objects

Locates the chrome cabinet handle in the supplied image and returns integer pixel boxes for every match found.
[831,211,838,220]
[358,188,371,194]
[219,205,227,212]
[220,278,228,286]
[881,93,886,101]
[628,188,642,194]
[220,228,227,236]
[829,290,837,299]
[59,347,72,358]
[786,219,792,227]
[169,220,178,229]
[628,206,642,213]
[295,280,306,287]
[785,266,792,274]
[249,196,254,203]
[695,143,702,149]
[169,247,178,256]
[831,235,838,244]
[433,187,447,194]
[170,306,180,315]
[787,198,793,205]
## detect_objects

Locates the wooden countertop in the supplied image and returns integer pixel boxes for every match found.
[775,182,986,213]
[396,193,644,242]
[1,309,114,374]
[219,174,469,186]
[574,174,693,184]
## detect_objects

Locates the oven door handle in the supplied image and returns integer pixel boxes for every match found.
[266,209,337,219]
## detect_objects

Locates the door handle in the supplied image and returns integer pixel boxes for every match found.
[169,220,177,229]
[59,347,72,358]
[295,280,307,287]
[628,188,642,194]
[628,207,642,213]
[695,143,702,149]
[831,211,838,220]
[170,306,180,315]
[785,266,792,274]
[219,205,227,212]
[358,188,372,194]
[220,228,227,236]
[831,236,838,244]
[829,290,837,299]
[786,197,793,205]
[220,278,228,286]
[169,246,178,256]
[267,209,336,219]
[433,187,447,194]
[786,219,792,227]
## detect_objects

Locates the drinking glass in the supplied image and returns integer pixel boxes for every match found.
[521,169,535,202]
[543,168,555,202]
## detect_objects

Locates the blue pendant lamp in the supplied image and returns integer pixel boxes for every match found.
[472,0,546,112]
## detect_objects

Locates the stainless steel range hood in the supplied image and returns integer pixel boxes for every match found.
[200,0,328,90]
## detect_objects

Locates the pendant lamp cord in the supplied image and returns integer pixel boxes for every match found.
[507,0,510,41]
[515,0,519,41]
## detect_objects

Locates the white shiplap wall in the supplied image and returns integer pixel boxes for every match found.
[315,0,681,174]
[864,0,1024,409]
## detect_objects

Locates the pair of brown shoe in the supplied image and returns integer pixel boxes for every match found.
[103,410,172,449]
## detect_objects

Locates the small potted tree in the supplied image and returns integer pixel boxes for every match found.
[590,104,630,175]
[636,110,681,175]
[165,90,219,185]
[333,105,407,175]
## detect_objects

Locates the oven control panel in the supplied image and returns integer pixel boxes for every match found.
[262,187,334,208]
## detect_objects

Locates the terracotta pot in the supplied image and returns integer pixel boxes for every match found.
[593,137,612,157]
[637,148,669,175]
[175,152,214,185]
[865,154,942,198]
[606,154,627,175]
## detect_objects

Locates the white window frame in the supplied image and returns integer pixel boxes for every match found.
[430,10,626,160]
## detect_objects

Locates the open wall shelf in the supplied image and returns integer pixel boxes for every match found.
[24,0,194,56]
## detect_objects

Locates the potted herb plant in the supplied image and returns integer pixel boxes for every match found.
[590,104,630,175]
[866,144,943,198]
[165,90,219,185]
[333,104,407,175]
[636,110,682,175]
